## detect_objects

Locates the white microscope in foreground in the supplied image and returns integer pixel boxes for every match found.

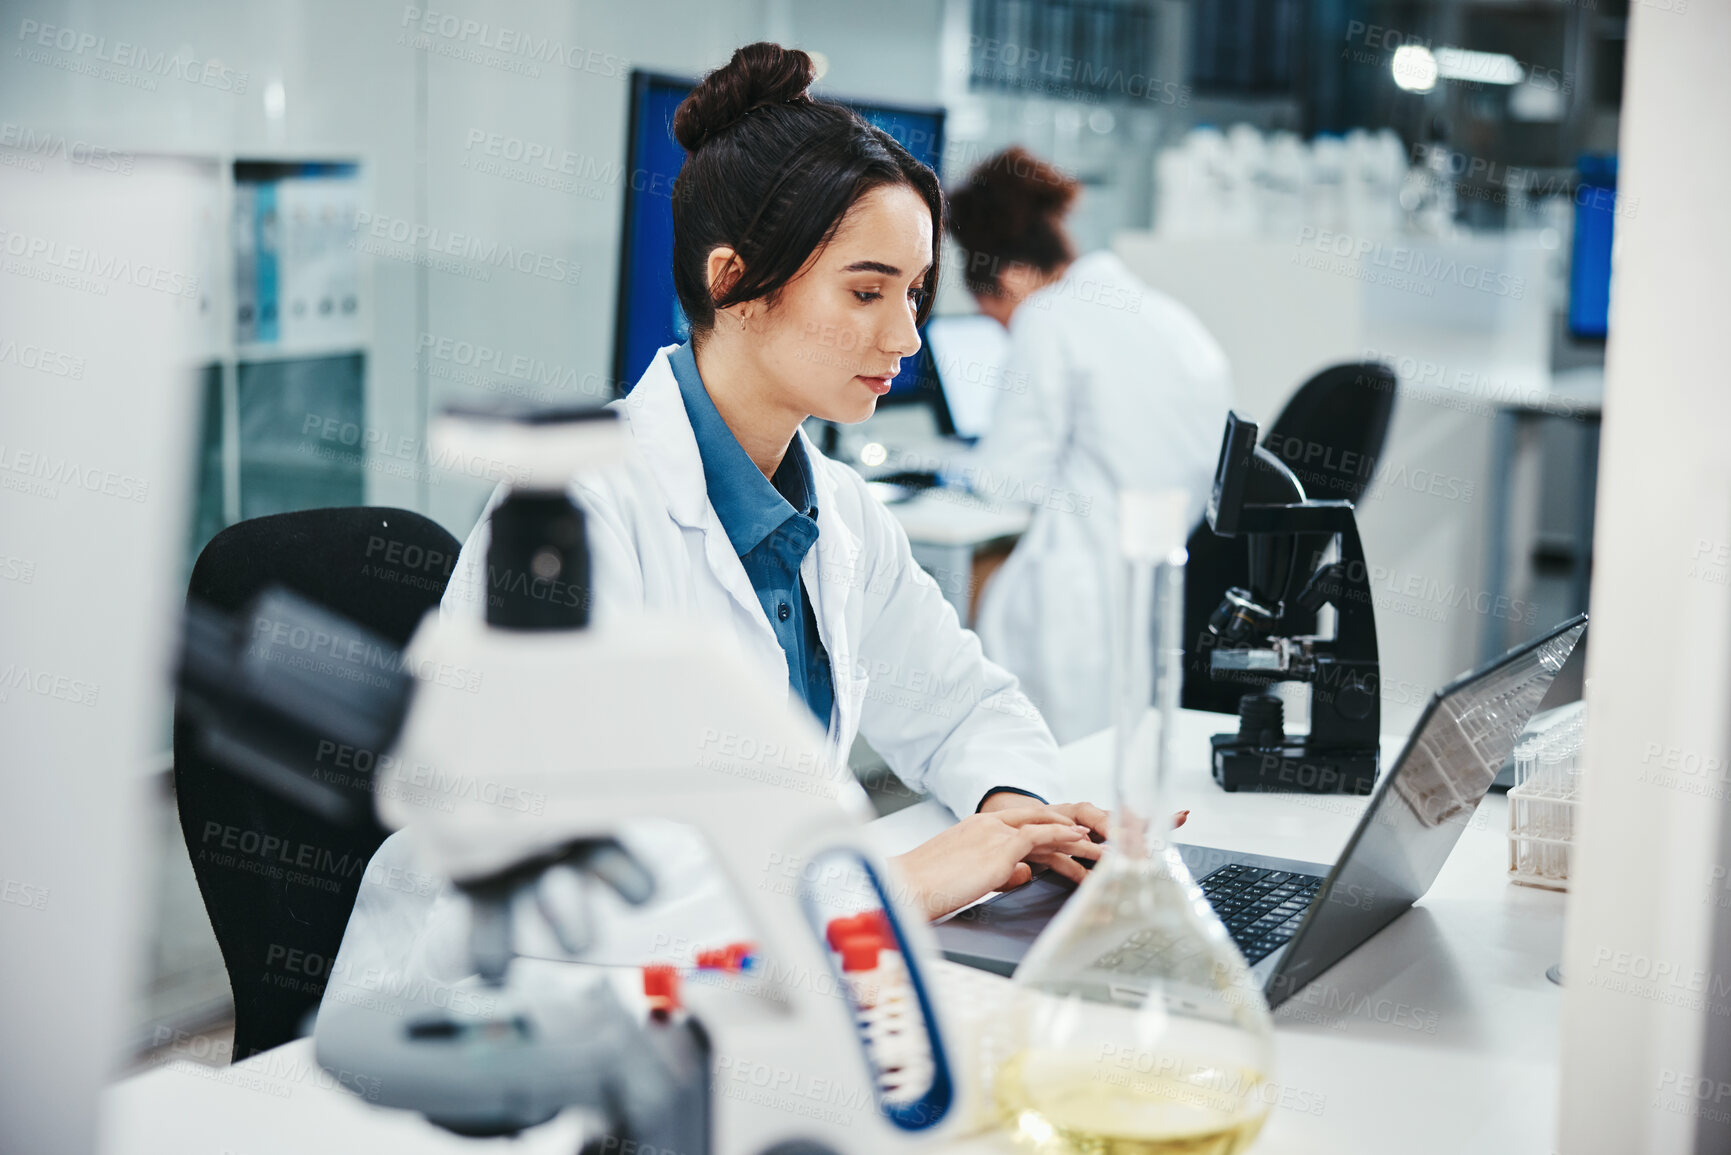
[297,401,968,1154]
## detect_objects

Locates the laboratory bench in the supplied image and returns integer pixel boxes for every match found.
[101,709,1566,1154]
[832,410,1032,628]
[887,711,1568,1154]
[886,487,1031,627]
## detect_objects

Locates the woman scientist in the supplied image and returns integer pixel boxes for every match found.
[444,44,1108,928]
[948,147,1234,744]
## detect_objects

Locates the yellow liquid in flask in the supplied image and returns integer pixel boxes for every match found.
[995,1050,1270,1155]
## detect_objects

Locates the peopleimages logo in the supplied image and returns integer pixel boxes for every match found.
[351,211,577,284]
[1295,226,1526,299]
[0,443,149,503]
[0,336,85,379]
[398,7,628,77]
[0,663,99,707]
[15,19,249,92]
[0,878,49,911]
[417,332,612,398]
[0,122,134,175]
[967,35,1190,106]
[1342,21,1571,97]
[0,227,200,298]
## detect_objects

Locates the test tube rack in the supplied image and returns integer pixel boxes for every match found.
[1506,703,1587,890]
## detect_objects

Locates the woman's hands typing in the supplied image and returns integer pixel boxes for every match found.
[888,792,1192,920]
[980,795,1111,885]
[888,805,1100,920]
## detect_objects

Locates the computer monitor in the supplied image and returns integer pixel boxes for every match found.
[1568,155,1617,341]
[922,315,1011,442]
[612,71,946,394]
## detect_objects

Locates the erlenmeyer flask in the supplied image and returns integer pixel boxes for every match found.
[991,490,1276,1155]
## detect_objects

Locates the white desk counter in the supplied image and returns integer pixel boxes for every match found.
[889,712,1565,1154]
[884,489,1031,626]
[886,490,1032,548]
[101,1039,587,1155]
[102,710,1563,1155]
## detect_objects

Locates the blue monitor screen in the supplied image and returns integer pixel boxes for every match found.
[613,72,945,395]
[1568,156,1617,341]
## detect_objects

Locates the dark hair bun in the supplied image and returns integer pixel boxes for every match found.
[666,40,942,344]
[673,42,816,153]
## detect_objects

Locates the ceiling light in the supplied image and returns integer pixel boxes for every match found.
[1392,45,1438,93]
[1435,48,1524,86]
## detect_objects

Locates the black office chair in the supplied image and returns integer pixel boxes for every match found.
[174,507,460,1060]
[1181,362,1397,714]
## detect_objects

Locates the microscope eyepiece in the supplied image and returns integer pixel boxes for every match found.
[430,400,627,632]
[487,491,591,631]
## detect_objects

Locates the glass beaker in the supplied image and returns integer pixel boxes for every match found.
[991,491,1276,1155]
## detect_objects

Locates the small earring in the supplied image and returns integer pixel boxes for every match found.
[735,310,748,331]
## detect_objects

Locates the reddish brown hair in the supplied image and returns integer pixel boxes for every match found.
[945,146,1080,297]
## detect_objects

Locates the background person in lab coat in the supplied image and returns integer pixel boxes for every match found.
[948,147,1234,744]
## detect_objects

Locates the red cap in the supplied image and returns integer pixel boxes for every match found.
[862,909,896,948]
[643,964,680,1011]
[839,933,881,972]
[694,942,756,973]
[825,914,861,951]
[828,911,897,951]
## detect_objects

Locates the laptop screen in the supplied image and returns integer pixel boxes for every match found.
[1266,616,1587,1006]
[925,315,1011,441]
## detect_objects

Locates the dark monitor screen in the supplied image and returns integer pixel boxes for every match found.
[612,72,945,395]
[1266,615,1587,1007]
[1568,156,1617,341]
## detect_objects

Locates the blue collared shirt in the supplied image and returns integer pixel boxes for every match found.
[670,343,835,730]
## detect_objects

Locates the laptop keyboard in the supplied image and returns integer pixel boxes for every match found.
[1199,864,1324,963]
[1084,863,1326,980]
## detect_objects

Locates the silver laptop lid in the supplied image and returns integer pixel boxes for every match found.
[1266,614,1588,1007]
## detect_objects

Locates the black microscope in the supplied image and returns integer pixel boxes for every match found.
[1200,412,1381,794]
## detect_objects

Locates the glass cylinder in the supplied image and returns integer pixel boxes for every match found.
[991,490,1277,1155]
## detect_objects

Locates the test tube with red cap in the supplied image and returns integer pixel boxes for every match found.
[839,933,884,1008]
[643,964,680,1017]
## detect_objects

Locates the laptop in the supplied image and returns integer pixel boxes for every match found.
[923,315,1011,443]
[933,614,1588,1008]
[857,317,1010,496]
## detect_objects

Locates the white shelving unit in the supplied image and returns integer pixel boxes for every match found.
[192,154,372,535]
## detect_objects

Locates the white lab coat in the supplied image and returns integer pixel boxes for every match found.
[445,344,1064,817]
[971,251,1233,744]
[319,346,1064,1004]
